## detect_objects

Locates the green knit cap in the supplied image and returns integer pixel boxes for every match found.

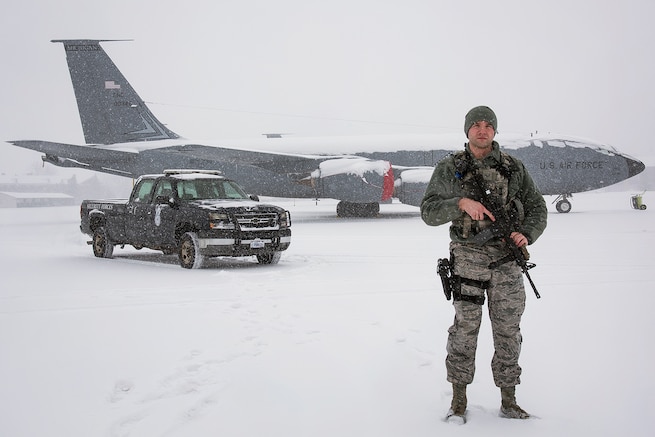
[464,106,497,135]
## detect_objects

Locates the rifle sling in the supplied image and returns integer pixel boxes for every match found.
[488,254,514,269]
[470,227,496,245]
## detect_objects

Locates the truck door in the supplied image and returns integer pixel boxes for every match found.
[126,178,157,244]
[151,179,177,247]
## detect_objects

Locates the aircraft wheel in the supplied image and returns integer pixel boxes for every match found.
[256,251,282,265]
[92,226,114,258]
[179,232,204,269]
[556,199,572,213]
[336,201,380,217]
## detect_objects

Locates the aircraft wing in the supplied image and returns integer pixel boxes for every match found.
[9,140,137,176]
[8,139,395,206]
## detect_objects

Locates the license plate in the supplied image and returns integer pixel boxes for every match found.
[250,239,265,249]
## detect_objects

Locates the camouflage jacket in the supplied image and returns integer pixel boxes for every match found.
[420,142,547,245]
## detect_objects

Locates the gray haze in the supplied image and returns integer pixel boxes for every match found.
[2,0,655,179]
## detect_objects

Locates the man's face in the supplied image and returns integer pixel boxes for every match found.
[467,120,495,151]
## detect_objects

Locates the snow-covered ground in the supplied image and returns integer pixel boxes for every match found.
[1,191,653,437]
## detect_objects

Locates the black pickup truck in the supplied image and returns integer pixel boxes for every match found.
[80,170,291,268]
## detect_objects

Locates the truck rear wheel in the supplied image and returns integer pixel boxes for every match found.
[256,251,282,265]
[179,232,204,269]
[92,227,114,258]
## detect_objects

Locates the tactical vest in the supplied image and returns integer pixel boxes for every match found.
[451,150,524,239]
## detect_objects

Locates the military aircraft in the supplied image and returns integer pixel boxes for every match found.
[8,40,645,216]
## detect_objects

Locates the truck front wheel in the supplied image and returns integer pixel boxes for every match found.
[256,252,282,265]
[92,227,114,258]
[179,232,204,269]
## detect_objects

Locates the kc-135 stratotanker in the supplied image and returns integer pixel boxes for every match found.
[9,40,645,216]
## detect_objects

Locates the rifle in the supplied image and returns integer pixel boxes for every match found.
[467,170,541,299]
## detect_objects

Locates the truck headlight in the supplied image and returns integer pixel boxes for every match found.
[279,210,291,229]
[209,212,235,229]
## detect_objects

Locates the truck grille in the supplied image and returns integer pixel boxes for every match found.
[236,213,278,230]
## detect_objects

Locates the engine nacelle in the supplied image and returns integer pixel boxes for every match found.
[308,157,394,203]
[394,168,433,207]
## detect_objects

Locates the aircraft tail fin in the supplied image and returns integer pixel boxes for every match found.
[51,39,180,145]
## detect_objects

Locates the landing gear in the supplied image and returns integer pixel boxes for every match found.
[631,192,647,210]
[553,194,572,213]
[336,201,380,218]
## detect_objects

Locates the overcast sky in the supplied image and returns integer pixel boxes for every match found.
[2,0,654,176]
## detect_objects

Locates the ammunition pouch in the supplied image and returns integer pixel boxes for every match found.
[453,217,496,241]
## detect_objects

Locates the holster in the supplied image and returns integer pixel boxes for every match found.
[437,255,488,305]
[437,258,454,300]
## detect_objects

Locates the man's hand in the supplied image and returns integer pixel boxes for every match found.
[458,197,495,222]
[510,231,528,247]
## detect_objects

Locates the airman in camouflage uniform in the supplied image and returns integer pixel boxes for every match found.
[421,106,547,422]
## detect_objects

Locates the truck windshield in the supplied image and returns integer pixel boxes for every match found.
[176,179,250,200]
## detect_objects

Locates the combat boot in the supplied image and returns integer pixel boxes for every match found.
[446,383,467,423]
[499,386,530,419]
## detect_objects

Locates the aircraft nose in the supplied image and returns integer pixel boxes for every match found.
[626,156,646,178]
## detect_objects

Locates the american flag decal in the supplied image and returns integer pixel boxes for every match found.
[104,80,121,90]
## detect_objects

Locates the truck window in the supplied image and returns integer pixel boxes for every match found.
[131,179,156,203]
[177,181,198,200]
[196,180,221,199]
[175,179,248,200]
[154,180,173,198]
[224,181,248,199]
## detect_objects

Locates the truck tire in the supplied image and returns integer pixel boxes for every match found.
[92,227,114,258]
[256,251,282,265]
[179,232,204,269]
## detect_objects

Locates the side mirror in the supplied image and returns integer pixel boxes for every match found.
[249,194,260,202]
[155,195,177,208]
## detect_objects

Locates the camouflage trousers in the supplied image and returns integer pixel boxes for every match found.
[446,241,526,388]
